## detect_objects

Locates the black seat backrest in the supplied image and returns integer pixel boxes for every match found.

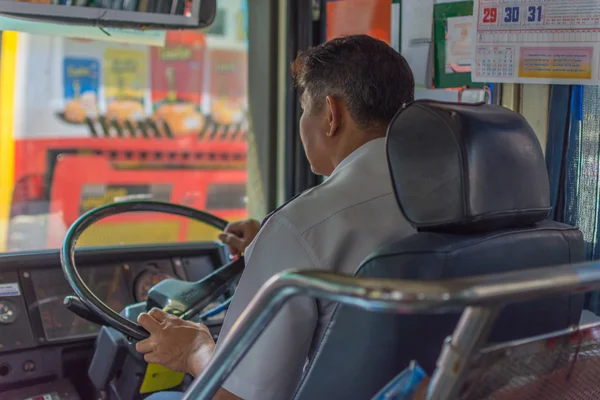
[293,100,584,400]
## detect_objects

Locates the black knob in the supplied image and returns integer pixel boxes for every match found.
[63,296,107,327]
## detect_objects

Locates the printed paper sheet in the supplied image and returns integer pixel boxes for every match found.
[472,0,600,84]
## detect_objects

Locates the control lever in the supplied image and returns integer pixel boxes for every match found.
[64,295,108,327]
[147,256,245,319]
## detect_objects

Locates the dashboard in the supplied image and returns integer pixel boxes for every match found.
[29,265,129,342]
[0,242,225,352]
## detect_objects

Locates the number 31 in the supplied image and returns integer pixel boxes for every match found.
[528,5,542,22]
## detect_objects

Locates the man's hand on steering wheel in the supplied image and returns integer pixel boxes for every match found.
[136,308,216,377]
[219,219,260,256]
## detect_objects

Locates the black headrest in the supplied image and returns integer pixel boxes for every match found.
[386,100,551,233]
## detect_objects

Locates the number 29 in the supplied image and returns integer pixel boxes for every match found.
[483,7,497,23]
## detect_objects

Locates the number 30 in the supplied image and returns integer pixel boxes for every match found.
[504,6,519,23]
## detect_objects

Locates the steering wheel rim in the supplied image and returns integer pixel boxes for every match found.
[60,200,229,341]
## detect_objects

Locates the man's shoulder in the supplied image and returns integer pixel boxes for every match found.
[264,139,396,236]
[272,171,395,235]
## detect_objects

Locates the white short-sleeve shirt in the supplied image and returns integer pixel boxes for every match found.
[215,137,414,400]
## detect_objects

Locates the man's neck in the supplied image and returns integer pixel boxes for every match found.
[331,134,384,170]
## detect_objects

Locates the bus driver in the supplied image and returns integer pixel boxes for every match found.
[137,34,416,400]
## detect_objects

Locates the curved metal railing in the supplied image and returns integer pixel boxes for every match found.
[182,262,599,399]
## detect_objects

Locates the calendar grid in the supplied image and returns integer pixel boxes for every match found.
[476,46,516,78]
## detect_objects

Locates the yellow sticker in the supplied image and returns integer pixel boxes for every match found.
[139,363,185,394]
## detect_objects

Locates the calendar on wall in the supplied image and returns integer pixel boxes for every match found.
[475,45,514,78]
[472,0,600,84]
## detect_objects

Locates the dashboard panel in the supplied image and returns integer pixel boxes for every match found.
[134,268,172,302]
[0,242,226,352]
[29,265,131,342]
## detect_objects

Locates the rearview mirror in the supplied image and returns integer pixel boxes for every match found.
[0,0,215,30]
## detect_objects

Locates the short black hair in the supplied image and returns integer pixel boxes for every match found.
[291,34,415,131]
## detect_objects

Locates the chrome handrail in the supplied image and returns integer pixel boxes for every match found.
[182,262,599,400]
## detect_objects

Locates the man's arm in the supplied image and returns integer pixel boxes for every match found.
[215,215,319,400]
[218,219,261,256]
[213,388,242,400]
[136,308,242,400]
[137,215,319,400]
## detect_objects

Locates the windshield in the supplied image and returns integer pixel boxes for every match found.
[0,0,253,251]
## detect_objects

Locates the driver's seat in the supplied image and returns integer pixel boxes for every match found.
[293,100,585,400]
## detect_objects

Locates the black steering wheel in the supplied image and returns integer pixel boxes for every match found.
[60,200,239,341]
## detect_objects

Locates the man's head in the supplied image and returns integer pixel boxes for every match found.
[291,34,415,176]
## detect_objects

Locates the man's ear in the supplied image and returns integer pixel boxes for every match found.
[325,95,341,137]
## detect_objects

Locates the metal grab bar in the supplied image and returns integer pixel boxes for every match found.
[182,262,600,400]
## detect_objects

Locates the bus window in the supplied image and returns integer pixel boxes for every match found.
[0,0,253,251]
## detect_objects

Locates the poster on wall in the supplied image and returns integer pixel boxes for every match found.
[20,37,150,140]
[326,0,392,43]
[62,57,100,124]
[445,16,472,70]
[433,1,482,88]
[208,49,248,127]
[103,48,148,124]
[472,0,600,84]
[150,31,206,137]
